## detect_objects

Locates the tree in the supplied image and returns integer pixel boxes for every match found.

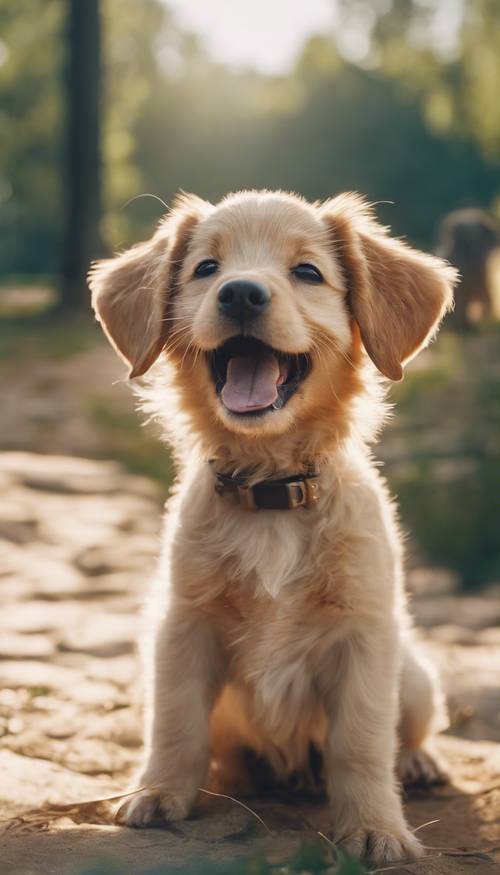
[60,0,103,311]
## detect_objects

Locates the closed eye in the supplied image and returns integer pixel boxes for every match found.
[292,263,324,284]
[194,259,219,278]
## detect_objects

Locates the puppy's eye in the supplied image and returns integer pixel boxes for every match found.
[292,263,324,284]
[194,259,219,278]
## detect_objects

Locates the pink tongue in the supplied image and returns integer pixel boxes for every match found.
[221,352,281,413]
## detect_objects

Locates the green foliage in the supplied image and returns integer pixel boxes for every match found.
[132,37,498,249]
[386,327,500,585]
[100,0,174,245]
[336,0,500,165]
[0,0,63,275]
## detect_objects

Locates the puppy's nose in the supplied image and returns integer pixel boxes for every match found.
[217,279,270,322]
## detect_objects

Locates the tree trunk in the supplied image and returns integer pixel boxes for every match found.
[60,0,102,312]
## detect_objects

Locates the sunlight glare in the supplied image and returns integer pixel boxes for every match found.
[164,0,336,74]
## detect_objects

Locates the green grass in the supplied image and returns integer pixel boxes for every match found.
[0,312,100,361]
[80,844,368,875]
[86,395,174,490]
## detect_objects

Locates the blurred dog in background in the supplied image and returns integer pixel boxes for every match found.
[437,208,500,328]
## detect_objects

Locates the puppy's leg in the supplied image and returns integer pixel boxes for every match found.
[117,604,223,827]
[398,641,448,788]
[321,631,423,866]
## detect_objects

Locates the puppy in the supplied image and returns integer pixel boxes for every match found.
[90,190,455,865]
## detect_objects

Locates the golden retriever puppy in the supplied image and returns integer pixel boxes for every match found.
[90,190,455,865]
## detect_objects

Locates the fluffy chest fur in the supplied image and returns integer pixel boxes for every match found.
[202,578,351,733]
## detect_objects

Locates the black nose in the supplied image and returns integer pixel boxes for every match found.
[217,279,270,322]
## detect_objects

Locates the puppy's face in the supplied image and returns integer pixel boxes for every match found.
[90,190,456,440]
[172,195,352,436]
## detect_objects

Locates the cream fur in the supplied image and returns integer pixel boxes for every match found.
[90,189,456,865]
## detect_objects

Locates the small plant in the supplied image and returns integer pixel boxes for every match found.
[81,843,368,875]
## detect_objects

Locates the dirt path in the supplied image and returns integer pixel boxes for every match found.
[0,452,499,874]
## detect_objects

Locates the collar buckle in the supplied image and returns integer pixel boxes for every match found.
[285,481,306,510]
[304,476,320,509]
[284,477,320,510]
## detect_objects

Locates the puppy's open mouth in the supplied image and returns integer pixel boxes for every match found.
[210,336,310,416]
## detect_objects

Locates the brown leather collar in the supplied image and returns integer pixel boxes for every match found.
[211,464,320,511]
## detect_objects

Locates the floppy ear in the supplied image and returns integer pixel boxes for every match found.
[322,194,457,380]
[88,195,206,378]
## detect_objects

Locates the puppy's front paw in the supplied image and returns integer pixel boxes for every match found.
[115,787,190,828]
[398,746,448,788]
[339,826,423,866]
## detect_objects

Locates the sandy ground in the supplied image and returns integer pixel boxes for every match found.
[0,452,499,875]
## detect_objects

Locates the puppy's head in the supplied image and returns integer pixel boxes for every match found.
[90,191,456,439]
